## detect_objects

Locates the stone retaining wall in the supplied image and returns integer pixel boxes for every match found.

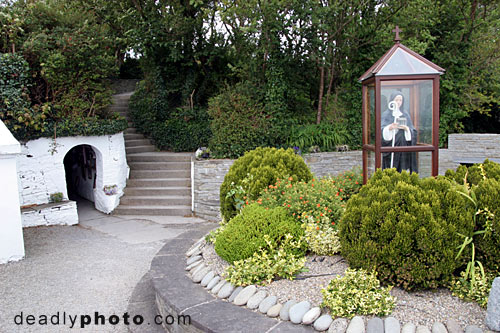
[193,134,500,222]
[193,152,362,221]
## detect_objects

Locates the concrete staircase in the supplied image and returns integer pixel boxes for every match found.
[110,92,193,216]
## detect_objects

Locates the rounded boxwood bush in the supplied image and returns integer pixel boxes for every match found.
[339,169,475,290]
[220,147,312,222]
[214,204,306,264]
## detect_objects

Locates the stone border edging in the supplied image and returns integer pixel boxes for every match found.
[152,228,488,333]
[150,225,313,332]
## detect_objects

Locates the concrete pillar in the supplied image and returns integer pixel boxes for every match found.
[0,120,25,264]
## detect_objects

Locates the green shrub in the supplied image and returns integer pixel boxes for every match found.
[302,219,341,256]
[450,270,494,308]
[321,268,395,318]
[445,161,500,273]
[224,234,307,286]
[207,81,274,159]
[473,178,500,272]
[155,107,211,151]
[129,80,212,152]
[329,168,363,201]
[258,177,344,230]
[445,159,500,186]
[0,53,49,138]
[220,147,312,222]
[214,204,306,264]
[339,169,475,290]
[287,122,351,152]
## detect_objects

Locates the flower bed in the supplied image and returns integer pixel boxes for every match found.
[205,148,498,329]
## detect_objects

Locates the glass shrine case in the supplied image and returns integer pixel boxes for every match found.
[359,27,445,183]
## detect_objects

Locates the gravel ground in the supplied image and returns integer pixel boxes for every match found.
[0,225,164,333]
[201,241,490,331]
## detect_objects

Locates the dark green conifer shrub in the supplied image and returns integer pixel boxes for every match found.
[220,147,312,222]
[339,169,474,290]
[214,204,306,264]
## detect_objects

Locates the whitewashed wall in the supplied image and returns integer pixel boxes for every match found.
[0,120,25,264]
[17,133,129,226]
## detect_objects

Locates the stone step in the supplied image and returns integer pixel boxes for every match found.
[124,128,137,134]
[120,195,191,206]
[109,105,129,110]
[126,145,156,154]
[125,139,152,147]
[113,205,192,216]
[124,133,145,140]
[127,152,192,163]
[128,161,190,170]
[124,187,191,196]
[127,178,191,188]
[130,169,191,179]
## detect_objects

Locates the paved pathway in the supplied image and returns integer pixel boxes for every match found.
[0,199,210,332]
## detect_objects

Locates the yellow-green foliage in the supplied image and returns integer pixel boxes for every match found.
[205,221,227,245]
[215,204,306,263]
[445,159,500,186]
[321,269,395,318]
[340,169,475,290]
[445,160,500,272]
[220,147,312,222]
[450,270,494,308]
[302,219,341,256]
[470,178,500,272]
[224,234,307,286]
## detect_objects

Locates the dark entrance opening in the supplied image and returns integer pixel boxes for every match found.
[63,145,97,202]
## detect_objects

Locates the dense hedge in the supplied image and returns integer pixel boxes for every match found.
[207,82,273,158]
[340,169,475,290]
[214,204,306,264]
[1,53,126,141]
[220,147,313,222]
[129,79,211,151]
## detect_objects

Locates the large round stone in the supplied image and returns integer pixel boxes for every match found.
[302,307,321,325]
[445,320,462,333]
[384,317,401,333]
[259,295,277,314]
[432,322,447,333]
[280,300,297,321]
[416,326,431,333]
[402,323,416,333]
[187,255,202,265]
[192,267,210,283]
[233,285,257,306]
[186,260,203,271]
[200,271,215,287]
[329,318,349,333]
[211,280,226,294]
[314,314,333,332]
[367,318,384,333]
[247,290,267,309]
[217,283,235,299]
[228,286,243,302]
[186,244,201,257]
[347,316,365,333]
[206,276,220,290]
[289,301,311,324]
[486,277,500,331]
[267,303,282,318]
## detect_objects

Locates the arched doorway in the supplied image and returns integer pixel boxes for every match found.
[63,145,97,202]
